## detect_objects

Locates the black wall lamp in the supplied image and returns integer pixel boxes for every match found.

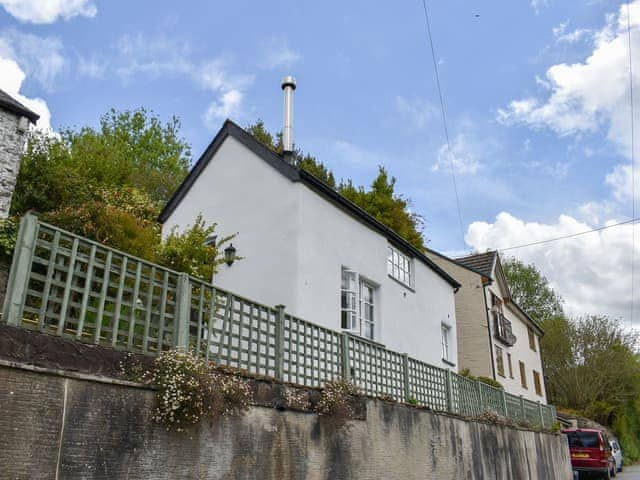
[224,243,237,266]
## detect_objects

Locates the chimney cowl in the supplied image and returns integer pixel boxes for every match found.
[281,76,296,91]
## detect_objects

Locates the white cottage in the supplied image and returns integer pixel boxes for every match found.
[159,115,460,368]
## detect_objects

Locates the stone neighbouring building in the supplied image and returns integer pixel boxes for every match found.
[0,88,39,219]
[425,250,547,404]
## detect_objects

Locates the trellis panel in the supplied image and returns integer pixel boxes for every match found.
[2,213,559,427]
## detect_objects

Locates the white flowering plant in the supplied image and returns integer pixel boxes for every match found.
[316,378,359,429]
[121,350,252,431]
[284,388,311,411]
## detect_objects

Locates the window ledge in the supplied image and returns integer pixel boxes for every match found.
[387,274,415,292]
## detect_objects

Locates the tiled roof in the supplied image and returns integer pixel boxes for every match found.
[0,88,39,124]
[455,251,497,279]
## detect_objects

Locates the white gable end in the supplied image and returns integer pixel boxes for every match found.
[161,125,457,367]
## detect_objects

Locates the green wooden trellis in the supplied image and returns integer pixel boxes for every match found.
[1,213,557,428]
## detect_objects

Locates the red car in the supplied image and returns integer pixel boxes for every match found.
[563,428,617,479]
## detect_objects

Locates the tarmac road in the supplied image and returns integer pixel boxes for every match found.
[617,464,640,479]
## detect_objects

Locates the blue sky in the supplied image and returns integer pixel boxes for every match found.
[1,0,639,322]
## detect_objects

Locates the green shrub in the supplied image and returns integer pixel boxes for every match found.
[0,216,18,264]
[477,376,503,389]
[459,368,503,389]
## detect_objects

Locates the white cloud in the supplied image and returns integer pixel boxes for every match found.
[260,37,301,70]
[466,2,640,324]
[525,158,571,179]
[530,0,548,15]
[0,57,52,130]
[498,1,640,148]
[395,96,437,130]
[0,30,66,91]
[497,1,640,222]
[203,89,243,127]
[465,212,639,322]
[114,34,254,127]
[115,33,192,79]
[0,30,58,130]
[433,133,486,175]
[0,0,96,24]
[77,55,107,78]
[552,20,591,44]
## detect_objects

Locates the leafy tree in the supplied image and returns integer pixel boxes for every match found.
[502,257,564,322]
[12,108,191,216]
[5,108,231,280]
[246,120,424,248]
[155,215,235,281]
[540,314,640,460]
[339,169,424,249]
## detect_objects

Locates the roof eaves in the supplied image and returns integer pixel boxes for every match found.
[158,119,300,223]
[0,89,39,124]
[506,299,544,336]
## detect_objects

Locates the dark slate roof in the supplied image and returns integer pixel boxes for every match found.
[0,88,39,124]
[424,247,493,280]
[159,119,460,290]
[455,251,498,279]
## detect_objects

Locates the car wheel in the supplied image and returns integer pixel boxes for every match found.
[604,467,612,480]
[611,465,617,477]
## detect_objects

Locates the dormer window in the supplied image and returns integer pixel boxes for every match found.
[387,245,413,288]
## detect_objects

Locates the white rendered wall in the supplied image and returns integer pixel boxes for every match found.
[162,135,457,368]
[294,178,457,368]
[162,136,302,313]
[486,282,547,403]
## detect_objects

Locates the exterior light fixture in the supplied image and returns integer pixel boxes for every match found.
[224,243,237,266]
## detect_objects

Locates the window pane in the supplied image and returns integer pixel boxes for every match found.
[341,310,349,329]
[364,321,374,340]
[388,245,413,287]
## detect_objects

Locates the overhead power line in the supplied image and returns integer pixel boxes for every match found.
[498,217,640,252]
[419,0,466,247]
[626,1,636,326]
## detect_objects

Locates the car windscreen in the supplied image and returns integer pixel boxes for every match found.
[566,431,600,448]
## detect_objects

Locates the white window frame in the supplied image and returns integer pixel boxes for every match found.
[341,268,376,340]
[387,245,413,288]
[441,323,451,362]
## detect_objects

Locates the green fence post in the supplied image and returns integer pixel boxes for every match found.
[274,304,285,380]
[341,333,351,380]
[501,389,508,417]
[2,213,38,326]
[520,395,526,420]
[476,381,484,414]
[538,401,544,428]
[445,369,454,413]
[402,353,410,402]
[174,273,191,350]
